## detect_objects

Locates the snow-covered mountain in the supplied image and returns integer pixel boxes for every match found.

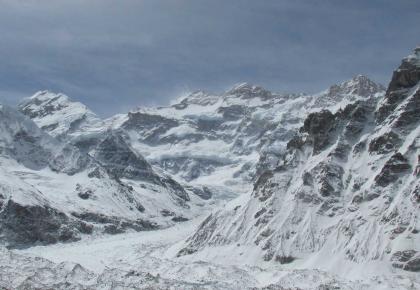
[1,47,419,289]
[18,74,385,199]
[119,76,384,193]
[178,48,420,277]
[0,105,210,248]
[19,91,102,139]
[9,70,386,248]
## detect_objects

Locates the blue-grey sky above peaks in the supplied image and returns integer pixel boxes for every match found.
[0,0,419,116]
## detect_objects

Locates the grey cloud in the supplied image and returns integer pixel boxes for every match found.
[0,0,419,116]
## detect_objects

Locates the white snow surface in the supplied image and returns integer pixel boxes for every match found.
[19,91,102,138]
[3,215,417,289]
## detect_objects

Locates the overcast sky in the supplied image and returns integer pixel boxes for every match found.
[0,0,419,116]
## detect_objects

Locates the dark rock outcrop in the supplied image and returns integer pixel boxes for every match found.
[71,212,158,234]
[369,131,401,154]
[301,110,336,154]
[94,132,157,182]
[391,250,420,272]
[122,111,179,144]
[0,201,84,248]
[375,152,411,187]
[184,185,213,200]
[376,47,420,123]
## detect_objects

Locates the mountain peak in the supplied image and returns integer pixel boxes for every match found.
[225,82,272,99]
[404,46,420,66]
[387,47,420,92]
[20,91,79,116]
[376,47,420,122]
[312,75,384,109]
[27,90,69,103]
[175,90,220,107]
[18,91,100,137]
[327,75,385,98]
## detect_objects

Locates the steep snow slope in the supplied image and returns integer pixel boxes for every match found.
[0,106,210,248]
[0,104,90,174]
[19,91,102,139]
[120,77,384,194]
[18,76,385,199]
[178,48,420,280]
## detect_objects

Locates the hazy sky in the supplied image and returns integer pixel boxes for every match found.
[0,0,419,116]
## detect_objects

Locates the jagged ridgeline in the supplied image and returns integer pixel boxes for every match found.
[0,72,385,249]
[0,105,197,248]
[1,54,389,250]
[179,48,420,273]
[0,45,419,288]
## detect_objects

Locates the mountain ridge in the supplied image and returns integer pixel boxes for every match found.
[2,51,419,289]
[177,48,420,275]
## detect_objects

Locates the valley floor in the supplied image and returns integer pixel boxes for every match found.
[2,214,417,290]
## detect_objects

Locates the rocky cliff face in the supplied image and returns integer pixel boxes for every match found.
[0,104,91,174]
[178,48,420,273]
[93,131,190,204]
[119,79,385,196]
[0,106,202,248]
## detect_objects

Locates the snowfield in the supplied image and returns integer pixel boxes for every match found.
[3,215,418,289]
